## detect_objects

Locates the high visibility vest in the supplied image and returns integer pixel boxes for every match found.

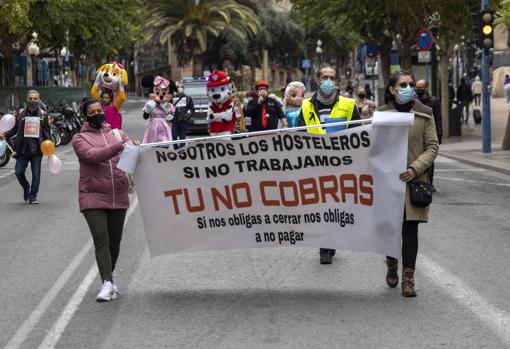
[301,96,355,134]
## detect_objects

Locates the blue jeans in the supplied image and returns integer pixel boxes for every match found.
[15,153,42,200]
[172,122,188,149]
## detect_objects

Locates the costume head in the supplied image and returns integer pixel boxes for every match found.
[91,61,128,110]
[152,76,171,103]
[207,70,233,105]
[283,81,305,111]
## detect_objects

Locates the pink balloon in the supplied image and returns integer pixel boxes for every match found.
[0,114,16,133]
[48,155,63,174]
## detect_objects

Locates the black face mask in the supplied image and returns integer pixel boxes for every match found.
[416,89,427,98]
[358,94,365,99]
[87,114,105,129]
[27,101,39,112]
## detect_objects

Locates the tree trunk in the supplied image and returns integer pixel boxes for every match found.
[503,110,510,150]
[379,45,391,87]
[439,52,451,138]
[399,44,413,72]
[192,47,203,77]
[250,55,257,87]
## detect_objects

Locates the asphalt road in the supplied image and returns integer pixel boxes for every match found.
[1,101,509,349]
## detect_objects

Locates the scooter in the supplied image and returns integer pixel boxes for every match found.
[0,134,17,168]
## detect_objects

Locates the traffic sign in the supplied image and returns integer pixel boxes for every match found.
[301,59,311,69]
[418,51,431,63]
[416,29,433,51]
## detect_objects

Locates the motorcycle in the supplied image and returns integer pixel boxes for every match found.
[0,133,17,168]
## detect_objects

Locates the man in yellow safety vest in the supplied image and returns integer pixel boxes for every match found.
[298,65,361,265]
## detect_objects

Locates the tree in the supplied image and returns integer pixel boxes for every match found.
[0,0,144,85]
[145,0,260,77]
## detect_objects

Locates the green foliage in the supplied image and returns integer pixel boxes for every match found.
[145,0,260,58]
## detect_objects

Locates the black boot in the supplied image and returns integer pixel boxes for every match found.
[319,248,334,264]
[386,257,398,288]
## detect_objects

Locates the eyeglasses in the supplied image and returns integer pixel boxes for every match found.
[399,82,415,88]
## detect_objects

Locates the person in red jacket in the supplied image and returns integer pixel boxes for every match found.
[72,98,131,302]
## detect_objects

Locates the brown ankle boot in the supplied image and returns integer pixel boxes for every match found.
[386,257,398,288]
[401,267,417,297]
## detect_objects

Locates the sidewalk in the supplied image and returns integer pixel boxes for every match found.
[440,97,510,175]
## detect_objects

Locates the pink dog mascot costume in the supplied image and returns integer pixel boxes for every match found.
[142,76,175,144]
[206,70,236,136]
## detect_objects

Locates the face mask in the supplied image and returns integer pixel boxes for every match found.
[358,93,365,99]
[177,87,184,94]
[319,79,335,96]
[416,89,427,98]
[27,101,39,111]
[397,86,416,103]
[87,114,105,129]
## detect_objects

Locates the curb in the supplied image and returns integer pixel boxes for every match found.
[440,152,510,176]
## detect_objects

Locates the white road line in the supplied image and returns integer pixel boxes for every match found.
[420,255,510,347]
[4,195,138,349]
[4,240,93,349]
[435,176,510,187]
[0,170,14,179]
[38,196,139,349]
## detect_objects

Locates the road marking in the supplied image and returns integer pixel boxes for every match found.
[4,195,138,349]
[38,196,139,349]
[0,170,14,179]
[436,176,510,187]
[420,255,510,347]
[435,155,457,163]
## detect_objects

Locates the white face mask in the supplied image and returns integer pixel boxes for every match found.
[177,87,184,94]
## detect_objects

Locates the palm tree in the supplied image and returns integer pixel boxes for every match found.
[145,0,260,77]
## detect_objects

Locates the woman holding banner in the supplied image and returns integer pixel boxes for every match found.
[379,71,439,297]
[73,98,131,302]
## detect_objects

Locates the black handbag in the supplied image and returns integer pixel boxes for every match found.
[409,180,433,208]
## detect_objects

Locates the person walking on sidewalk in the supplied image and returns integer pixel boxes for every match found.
[297,65,361,265]
[471,76,482,107]
[244,80,288,132]
[73,98,132,302]
[355,87,376,119]
[172,81,195,149]
[416,79,443,188]
[1,90,50,204]
[457,78,473,126]
[379,71,439,297]
[504,75,510,106]
[101,90,123,130]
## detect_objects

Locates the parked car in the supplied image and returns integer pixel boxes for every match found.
[182,77,209,134]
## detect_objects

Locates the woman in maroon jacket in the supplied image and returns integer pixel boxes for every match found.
[72,98,130,302]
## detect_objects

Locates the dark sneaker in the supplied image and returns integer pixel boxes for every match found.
[320,252,333,264]
[23,187,30,203]
[29,198,39,204]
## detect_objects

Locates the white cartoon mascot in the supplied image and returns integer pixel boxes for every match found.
[206,70,237,136]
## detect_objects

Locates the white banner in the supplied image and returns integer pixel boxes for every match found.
[128,113,412,258]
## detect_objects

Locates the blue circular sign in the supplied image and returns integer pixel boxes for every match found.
[416,29,433,51]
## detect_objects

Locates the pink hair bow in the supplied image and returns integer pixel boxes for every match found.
[154,76,170,89]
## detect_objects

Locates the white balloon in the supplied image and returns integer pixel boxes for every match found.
[0,140,6,157]
[0,114,16,133]
[48,155,63,174]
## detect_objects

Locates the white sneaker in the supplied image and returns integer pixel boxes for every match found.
[96,281,115,302]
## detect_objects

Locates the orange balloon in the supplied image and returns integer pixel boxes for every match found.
[41,140,56,157]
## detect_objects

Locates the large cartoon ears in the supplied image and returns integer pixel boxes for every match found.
[97,63,110,73]
[120,68,128,86]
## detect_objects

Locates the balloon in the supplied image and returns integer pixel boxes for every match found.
[0,140,6,157]
[0,114,16,133]
[48,155,63,174]
[41,140,56,156]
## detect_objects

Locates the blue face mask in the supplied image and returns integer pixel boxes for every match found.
[397,85,417,103]
[320,79,335,96]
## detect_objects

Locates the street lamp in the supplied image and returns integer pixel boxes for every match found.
[316,39,323,68]
[27,32,39,86]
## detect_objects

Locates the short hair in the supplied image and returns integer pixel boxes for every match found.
[416,79,429,88]
[316,65,337,79]
[27,90,39,97]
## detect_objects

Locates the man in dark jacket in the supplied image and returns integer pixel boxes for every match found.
[2,90,50,204]
[416,79,442,188]
[172,81,194,149]
[244,80,288,132]
[456,78,473,126]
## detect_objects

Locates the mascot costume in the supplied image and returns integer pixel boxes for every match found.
[91,61,128,110]
[141,75,175,144]
[206,70,236,136]
[283,81,306,128]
